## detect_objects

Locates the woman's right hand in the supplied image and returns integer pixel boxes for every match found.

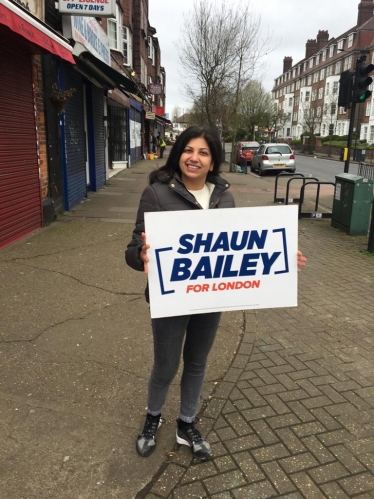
[140,232,150,274]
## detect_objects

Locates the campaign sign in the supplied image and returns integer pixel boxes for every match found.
[145,205,298,319]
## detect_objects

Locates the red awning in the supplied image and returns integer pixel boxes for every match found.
[0,1,75,64]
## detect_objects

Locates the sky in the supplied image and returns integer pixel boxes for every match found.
[149,0,359,119]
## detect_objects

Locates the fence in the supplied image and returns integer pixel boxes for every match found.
[292,144,374,163]
[358,162,374,180]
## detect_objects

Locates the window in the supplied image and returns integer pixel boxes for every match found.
[293,111,298,121]
[370,126,374,142]
[322,49,327,61]
[307,75,312,85]
[291,83,295,91]
[333,81,339,94]
[339,106,345,114]
[295,96,299,106]
[366,101,371,116]
[108,4,123,52]
[296,80,300,90]
[347,33,354,48]
[343,56,352,70]
[318,87,323,99]
[303,62,307,72]
[305,91,310,101]
[313,72,319,83]
[286,128,291,136]
[317,106,321,117]
[312,90,317,101]
[338,39,344,51]
[335,61,341,74]
[288,97,293,106]
[301,77,306,87]
[309,58,314,68]
[329,45,335,58]
[320,68,325,80]
[148,36,153,59]
[326,82,330,95]
[293,69,296,78]
[123,27,133,66]
[327,65,333,77]
[316,54,320,65]
[331,103,337,114]
[363,126,368,141]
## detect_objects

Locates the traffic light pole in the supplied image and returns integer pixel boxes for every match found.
[344,61,359,174]
[344,99,356,173]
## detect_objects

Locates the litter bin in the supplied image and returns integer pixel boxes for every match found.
[331,173,373,235]
[355,149,366,162]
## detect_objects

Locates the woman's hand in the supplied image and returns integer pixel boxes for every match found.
[297,250,307,273]
[140,232,150,274]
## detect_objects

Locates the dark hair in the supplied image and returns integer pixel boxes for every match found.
[149,126,222,184]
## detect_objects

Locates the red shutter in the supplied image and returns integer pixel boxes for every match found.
[0,45,42,249]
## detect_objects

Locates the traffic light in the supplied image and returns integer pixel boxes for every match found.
[338,71,353,108]
[354,60,374,103]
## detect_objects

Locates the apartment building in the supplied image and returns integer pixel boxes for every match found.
[272,0,374,143]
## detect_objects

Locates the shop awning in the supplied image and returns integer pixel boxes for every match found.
[0,1,75,64]
[156,115,172,126]
[79,51,140,96]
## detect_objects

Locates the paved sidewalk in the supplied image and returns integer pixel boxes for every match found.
[1,151,374,499]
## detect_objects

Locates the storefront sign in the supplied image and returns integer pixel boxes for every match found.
[63,16,110,65]
[145,205,298,318]
[58,0,116,17]
[146,111,155,120]
[148,83,162,95]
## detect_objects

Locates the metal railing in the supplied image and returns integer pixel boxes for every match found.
[274,172,305,203]
[358,162,374,181]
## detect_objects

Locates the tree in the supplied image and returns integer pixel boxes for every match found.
[178,0,271,169]
[299,95,323,153]
[237,81,273,140]
[322,92,339,157]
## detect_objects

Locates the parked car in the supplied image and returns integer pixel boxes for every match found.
[235,141,260,169]
[251,143,295,175]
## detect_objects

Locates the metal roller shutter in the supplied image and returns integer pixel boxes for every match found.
[0,46,42,249]
[91,85,105,190]
[61,65,86,210]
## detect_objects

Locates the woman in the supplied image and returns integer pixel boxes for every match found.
[125,126,306,460]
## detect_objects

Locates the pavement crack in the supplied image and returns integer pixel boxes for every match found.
[4,261,143,298]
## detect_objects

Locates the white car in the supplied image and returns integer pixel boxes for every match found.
[251,143,296,175]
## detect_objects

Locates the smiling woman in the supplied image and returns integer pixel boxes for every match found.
[125,126,235,460]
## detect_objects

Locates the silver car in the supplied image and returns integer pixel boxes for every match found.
[251,143,295,175]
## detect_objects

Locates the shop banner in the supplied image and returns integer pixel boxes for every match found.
[145,205,298,319]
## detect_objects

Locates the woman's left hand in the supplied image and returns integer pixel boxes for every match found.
[297,250,307,272]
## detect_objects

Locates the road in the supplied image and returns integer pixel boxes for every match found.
[223,143,360,183]
[293,154,359,183]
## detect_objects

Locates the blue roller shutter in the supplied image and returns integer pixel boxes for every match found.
[60,65,87,210]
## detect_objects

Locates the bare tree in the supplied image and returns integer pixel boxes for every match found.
[238,81,274,140]
[299,96,323,153]
[178,0,271,169]
[322,92,339,157]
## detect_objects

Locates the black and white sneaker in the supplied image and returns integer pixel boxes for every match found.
[176,419,213,459]
[136,413,164,457]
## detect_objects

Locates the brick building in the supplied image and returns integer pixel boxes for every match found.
[272,0,374,143]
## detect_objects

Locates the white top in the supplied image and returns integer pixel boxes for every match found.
[188,182,214,209]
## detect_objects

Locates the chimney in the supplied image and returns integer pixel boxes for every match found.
[283,56,293,73]
[305,39,317,58]
[358,0,374,26]
[317,30,329,50]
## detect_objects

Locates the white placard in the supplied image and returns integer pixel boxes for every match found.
[145,205,299,319]
[58,0,116,17]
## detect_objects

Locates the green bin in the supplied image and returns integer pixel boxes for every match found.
[331,173,373,235]
[355,149,366,162]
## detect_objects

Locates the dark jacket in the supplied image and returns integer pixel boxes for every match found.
[125,173,235,282]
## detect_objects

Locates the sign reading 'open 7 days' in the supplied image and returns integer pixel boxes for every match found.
[145,205,299,319]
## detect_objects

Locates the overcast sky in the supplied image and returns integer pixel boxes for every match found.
[149,0,359,119]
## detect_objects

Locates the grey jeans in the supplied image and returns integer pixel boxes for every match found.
[147,312,221,423]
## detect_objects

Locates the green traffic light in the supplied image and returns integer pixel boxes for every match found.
[357,90,372,102]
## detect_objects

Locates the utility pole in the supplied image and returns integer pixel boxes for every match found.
[344,53,373,173]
